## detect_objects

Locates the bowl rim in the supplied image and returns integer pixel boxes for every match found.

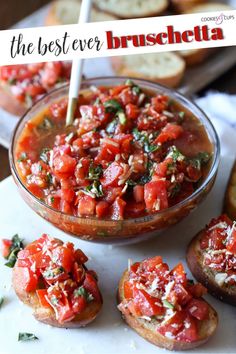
[9,76,221,225]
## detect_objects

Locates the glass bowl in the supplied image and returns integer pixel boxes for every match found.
[9,77,220,244]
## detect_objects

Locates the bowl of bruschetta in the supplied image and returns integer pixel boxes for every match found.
[9,77,220,243]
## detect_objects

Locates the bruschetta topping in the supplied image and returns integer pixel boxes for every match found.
[200,215,236,286]
[118,256,209,343]
[14,234,101,324]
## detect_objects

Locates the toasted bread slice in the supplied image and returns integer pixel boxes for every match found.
[12,236,103,328]
[224,160,236,221]
[178,2,233,66]
[187,230,236,306]
[118,270,218,351]
[12,266,102,328]
[171,0,205,14]
[45,0,117,26]
[93,0,168,18]
[111,53,186,88]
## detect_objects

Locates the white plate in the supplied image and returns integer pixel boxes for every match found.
[0,154,236,354]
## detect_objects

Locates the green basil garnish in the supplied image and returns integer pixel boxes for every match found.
[18,333,38,342]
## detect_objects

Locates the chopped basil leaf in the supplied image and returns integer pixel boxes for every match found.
[163,299,174,309]
[17,152,27,162]
[167,146,185,162]
[169,183,181,198]
[74,286,94,302]
[106,119,117,134]
[178,111,185,119]
[94,97,101,106]
[117,111,126,125]
[139,174,151,185]
[5,234,24,268]
[126,179,137,186]
[25,93,33,108]
[87,164,103,180]
[125,79,141,95]
[8,78,17,85]
[50,197,55,203]
[84,181,104,198]
[187,279,194,285]
[104,99,122,113]
[18,333,38,342]
[40,148,50,164]
[46,173,53,185]
[189,152,211,170]
[0,297,4,309]
[132,128,159,154]
[43,266,64,279]
[38,117,54,131]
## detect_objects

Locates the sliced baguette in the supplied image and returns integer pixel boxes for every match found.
[12,237,103,328]
[224,160,236,221]
[111,53,186,88]
[45,0,117,26]
[171,0,206,14]
[118,270,218,351]
[178,2,233,66]
[93,0,168,19]
[187,230,236,306]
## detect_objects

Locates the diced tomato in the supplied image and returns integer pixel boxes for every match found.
[186,165,202,182]
[46,195,61,210]
[96,201,110,218]
[151,95,168,113]
[41,62,62,87]
[27,184,45,199]
[124,280,135,299]
[125,103,140,119]
[226,228,236,254]
[47,290,74,323]
[125,201,145,217]
[171,284,192,306]
[95,138,120,163]
[154,158,173,178]
[36,289,51,308]
[60,189,75,203]
[50,98,68,119]
[71,294,87,314]
[83,273,101,302]
[74,157,90,187]
[25,84,46,98]
[144,180,168,211]
[51,245,75,273]
[53,155,76,176]
[188,283,207,298]
[133,185,144,203]
[209,229,225,250]
[186,298,209,320]
[1,239,12,258]
[110,197,126,220]
[158,311,185,337]
[77,194,96,216]
[14,266,38,292]
[29,251,51,269]
[155,123,184,144]
[176,315,198,343]
[171,263,187,285]
[74,249,88,264]
[133,287,164,317]
[142,256,163,272]
[73,262,85,284]
[104,187,122,203]
[100,162,124,188]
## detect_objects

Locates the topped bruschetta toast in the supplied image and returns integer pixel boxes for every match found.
[12,234,102,328]
[187,214,236,306]
[118,256,218,351]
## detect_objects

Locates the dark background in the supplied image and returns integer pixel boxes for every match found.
[0,0,236,181]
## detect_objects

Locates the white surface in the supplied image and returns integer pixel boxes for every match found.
[0,159,236,354]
